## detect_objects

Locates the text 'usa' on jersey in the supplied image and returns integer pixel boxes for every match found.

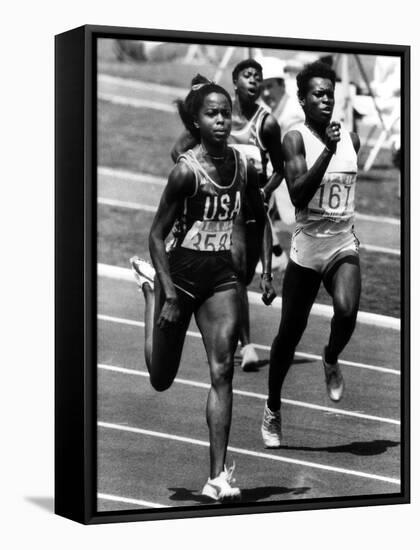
[169,148,246,252]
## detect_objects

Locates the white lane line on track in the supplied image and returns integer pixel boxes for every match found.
[97,168,401,258]
[98,313,400,376]
[97,196,401,257]
[356,212,400,226]
[98,166,400,228]
[361,244,400,256]
[99,93,176,113]
[254,346,400,375]
[98,168,399,226]
[98,493,167,509]
[98,73,188,96]
[98,263,401,331]
[99,197,157,212]
[98,421,400,485]
[98,364,400,426]
[98,197,401,256]
[97,76,394,158]
[99,166,166,185]
[96,84,389,153]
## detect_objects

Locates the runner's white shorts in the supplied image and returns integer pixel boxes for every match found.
[290,227,360,275]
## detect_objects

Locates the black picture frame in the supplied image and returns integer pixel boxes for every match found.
[55,24,410,525]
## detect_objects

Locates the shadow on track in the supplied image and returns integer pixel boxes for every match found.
[168,485,311,504]
[281,439,400,456]
[233,356,313,372]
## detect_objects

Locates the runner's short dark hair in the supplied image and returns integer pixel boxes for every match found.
[296,61,337,100]
[232,59,263,82]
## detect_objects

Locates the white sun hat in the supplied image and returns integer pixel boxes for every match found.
[257,56,286,81]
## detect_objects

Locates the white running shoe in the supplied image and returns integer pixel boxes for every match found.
[129,256,155,290]
[201,463,241,502]
[240,343,259,372]
[322,347,345,402]
[261,402,282,448]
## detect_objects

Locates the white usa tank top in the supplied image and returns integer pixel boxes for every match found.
[295,123,358,237]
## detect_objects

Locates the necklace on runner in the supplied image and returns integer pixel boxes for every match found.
[200,143,227,161]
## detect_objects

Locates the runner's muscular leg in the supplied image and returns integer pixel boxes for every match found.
[267,260,321,411]
[324,258,361,364]
[195,288,239,479]
[231,220,250,347]
[146,277,194,391]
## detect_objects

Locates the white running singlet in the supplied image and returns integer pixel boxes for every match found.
[295,123,358,237]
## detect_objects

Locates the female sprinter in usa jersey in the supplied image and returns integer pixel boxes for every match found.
[171,61,284,371]
[131,76,275,501]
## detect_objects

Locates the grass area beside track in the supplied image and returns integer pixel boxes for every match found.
[98,205,400,317]
[98,100,401,219]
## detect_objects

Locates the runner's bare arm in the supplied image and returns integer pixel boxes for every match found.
[260,212,272,276]
[283,129,334,209]
[260,114,284,200]
[260,213,276,306]
[245,162,266,232]
[245,163,276,304]
[350,132,361,154]
[149,162,195,303]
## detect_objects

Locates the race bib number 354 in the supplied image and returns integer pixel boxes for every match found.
[181,220,233,251]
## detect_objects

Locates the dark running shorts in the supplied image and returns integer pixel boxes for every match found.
[168,247,238,305]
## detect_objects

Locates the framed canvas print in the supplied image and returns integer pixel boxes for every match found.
[55,24,410,524]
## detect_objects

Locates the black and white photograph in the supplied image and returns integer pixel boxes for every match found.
[4,0,419,547]
[91,29,408,518]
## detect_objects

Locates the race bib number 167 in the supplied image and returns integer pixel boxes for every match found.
[308,173,356,221]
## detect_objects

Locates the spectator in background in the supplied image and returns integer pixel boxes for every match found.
[372,56,401,181]
[258,56,305,135]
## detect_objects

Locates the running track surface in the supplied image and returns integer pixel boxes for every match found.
[96,73,402,512]
[97,274,401,511]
